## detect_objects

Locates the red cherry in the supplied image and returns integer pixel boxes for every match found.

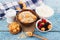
[42,19,46,23]
[38,24,43,28]
[38,21,42,25]
[38,26,42,29]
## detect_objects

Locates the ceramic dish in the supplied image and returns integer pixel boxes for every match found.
[36,18,52,32]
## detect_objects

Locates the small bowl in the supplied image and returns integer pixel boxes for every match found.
[36,18,52,32]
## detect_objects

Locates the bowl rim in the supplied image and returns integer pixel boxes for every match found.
[36,18,52,32]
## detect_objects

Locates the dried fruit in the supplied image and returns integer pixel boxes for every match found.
[48,25,52,29]
[41,27,45,31]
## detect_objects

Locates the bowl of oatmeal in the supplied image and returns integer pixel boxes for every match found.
[16,9,39,25]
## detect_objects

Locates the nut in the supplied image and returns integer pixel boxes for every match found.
[48,25,52,29]
[8,22,21,34]
[41,27,45,31]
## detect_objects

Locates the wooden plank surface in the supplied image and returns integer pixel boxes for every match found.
[0,0,60,40]
[0,32,60,40]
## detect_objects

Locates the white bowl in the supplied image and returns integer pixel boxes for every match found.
[36,4,54,18]
[36,18,52,32]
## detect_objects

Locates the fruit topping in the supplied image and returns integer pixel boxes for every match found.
[42,19,46,23]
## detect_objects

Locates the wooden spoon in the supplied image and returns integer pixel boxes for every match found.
[26,32,48,40]
[33,33,48,40]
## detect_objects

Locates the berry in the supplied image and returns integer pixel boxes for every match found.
[38,21,42,26]
[38,23,43,28]
[45,27,49,31]
[38,21,42,24]
[38,25,42,29]
[44,22,50,28]
[42,19,46,23]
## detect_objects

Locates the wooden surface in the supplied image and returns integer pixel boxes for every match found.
[0,0,60,40]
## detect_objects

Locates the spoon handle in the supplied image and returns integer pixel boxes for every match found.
[33,34,48,40]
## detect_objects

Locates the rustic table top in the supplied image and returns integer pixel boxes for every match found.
[0,0,60,40]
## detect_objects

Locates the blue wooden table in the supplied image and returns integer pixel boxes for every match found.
[0,0,60,40]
